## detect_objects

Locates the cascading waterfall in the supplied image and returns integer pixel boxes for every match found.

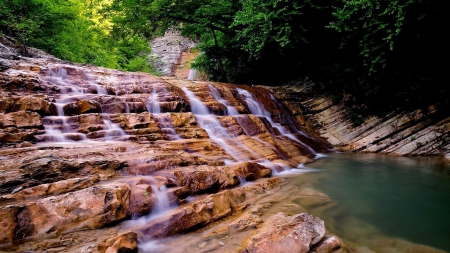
[154,113,181,140]
[102,117,126,140]
[127,176,176,226]
[237,88,317,156]
[182,87,260,163]
[146,89,161,114]
[208,84,239,115]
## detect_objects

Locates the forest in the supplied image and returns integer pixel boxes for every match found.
[0,0,446,118]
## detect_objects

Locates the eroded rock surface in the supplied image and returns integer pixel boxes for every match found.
[270,84,450,160]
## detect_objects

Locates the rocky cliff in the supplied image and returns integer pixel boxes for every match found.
[0,37,342,253]
[269,84,450,161]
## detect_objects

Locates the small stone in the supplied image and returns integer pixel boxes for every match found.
[218,241,225,246]
[198,242,207,248]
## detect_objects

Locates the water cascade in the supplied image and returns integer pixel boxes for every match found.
[146,89,161,114]
[182,87,264,163]
[237,88,317,155]
[208,84,239,115]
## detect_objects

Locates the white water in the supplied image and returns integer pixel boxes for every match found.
[237,88,317,155]
[153,113,181,140]
[126,177,176,227]
[208,84,239,115]
[182,87,260,162]
[187,69,199,80]
[102,117,126,140]
[39,66,129,143]
[146,89,161,114]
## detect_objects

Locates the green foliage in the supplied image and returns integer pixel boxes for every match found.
[328,0,416,74]
[1,0,446,116]
[0,0,155,73]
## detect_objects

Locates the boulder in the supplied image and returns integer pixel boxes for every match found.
[127,184,155,216]
[232,162,272,180]
[240,212,326,253]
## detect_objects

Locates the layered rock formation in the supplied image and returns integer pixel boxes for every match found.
[0,38,339,252]
[270,85,450,160]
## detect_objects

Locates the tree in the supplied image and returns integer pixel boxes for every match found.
[0,0,155,73]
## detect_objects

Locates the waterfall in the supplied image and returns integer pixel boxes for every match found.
[187,69,199,80]
[146,89,161,114]
[208,84,239,115]
[237,88,317,155]
[153,113,181,140]
[182,87,251,162]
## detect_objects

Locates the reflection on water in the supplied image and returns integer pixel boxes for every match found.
[296,153,450,252]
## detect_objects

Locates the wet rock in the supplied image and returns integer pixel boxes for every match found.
[62,100,102,116]
[141,178,281,238]
[0,97,15,113]
[240,212,326,253]
[12,183,130,238]
[127,184,155,216]
[213,205,264,234]
[95,231,138,253]
[156,165,240,194]
[19,156,83,180]
[232,162,272,181]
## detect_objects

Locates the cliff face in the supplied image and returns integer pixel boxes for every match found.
[270,84,450,160]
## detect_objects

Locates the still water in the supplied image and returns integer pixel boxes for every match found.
[295,153,450,252]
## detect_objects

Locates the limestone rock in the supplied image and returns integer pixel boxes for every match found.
[1,175,100,201]
[232,162,272,180]
[270,84,450,158]
[149,31,196,76]
[141,178,282,239]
